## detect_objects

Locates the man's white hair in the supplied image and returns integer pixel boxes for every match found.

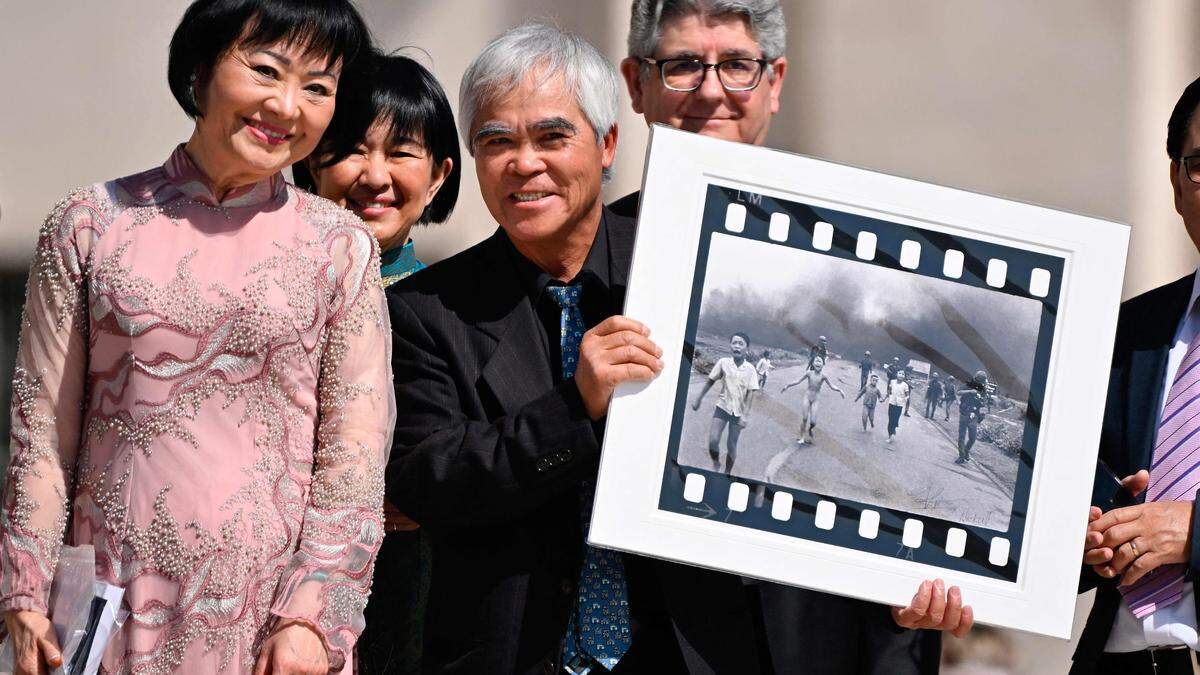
[459,20,619,156]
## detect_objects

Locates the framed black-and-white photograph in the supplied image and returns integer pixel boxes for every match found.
[590,125,1130,638]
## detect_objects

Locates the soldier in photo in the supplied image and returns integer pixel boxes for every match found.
[942,375,959,421]
[859,349,875,390]
[806,335,830,370]
[956,371,989,464]
[925,372,944,419]
[884,356,902,390]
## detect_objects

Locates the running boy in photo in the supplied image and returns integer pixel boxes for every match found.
[692,332,760,473]
[756,350,773,387]
[855,372,886,431]
[781,355,845,445]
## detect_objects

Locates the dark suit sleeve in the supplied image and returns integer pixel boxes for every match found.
[1079,390,1122,594]
[385,294,600,528]
[1189,486,1200,581]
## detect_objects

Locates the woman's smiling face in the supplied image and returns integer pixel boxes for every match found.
[310,121,452,252]
[192,41,341,185]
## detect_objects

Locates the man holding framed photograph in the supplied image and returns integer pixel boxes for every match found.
[387,12,969,675]
[1077,76,1200,674]
[612,1,958,672]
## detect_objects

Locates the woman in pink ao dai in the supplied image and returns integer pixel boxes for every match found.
[0,1,392,672]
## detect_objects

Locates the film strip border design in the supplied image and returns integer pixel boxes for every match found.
[656,184,1066,582]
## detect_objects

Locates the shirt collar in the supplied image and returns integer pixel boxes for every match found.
[162,144,286,208]
[381,241,424,278]
[507,210,612,304]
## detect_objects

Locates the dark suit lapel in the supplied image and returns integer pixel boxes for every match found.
[606,207,636,311]
[473,231,555,415]
[1125,274,1195,472]
[1126,353,1170,473]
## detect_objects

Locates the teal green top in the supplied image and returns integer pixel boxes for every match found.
[380,240,426,287]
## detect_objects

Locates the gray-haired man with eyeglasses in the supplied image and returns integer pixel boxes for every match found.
[610,0,786,218]
[610,2,956,673]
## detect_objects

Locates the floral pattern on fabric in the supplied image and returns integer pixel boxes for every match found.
[0,146,394,673]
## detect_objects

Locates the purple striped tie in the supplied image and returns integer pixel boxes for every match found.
[1119,333,1200,617]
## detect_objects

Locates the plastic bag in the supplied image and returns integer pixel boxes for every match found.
[50,546,98,674]
[0,545,123,675]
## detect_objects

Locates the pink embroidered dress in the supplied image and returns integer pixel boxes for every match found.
[0,146,394,673]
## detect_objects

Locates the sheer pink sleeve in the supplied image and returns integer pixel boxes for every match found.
[269,212,394,670]
[0,189,104,613]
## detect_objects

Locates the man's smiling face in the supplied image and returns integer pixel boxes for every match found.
[622,12,786,145]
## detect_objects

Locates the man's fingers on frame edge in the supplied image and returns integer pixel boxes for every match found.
[951,607,974,638]
[593,315,647,336]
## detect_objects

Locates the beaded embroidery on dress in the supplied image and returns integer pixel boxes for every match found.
[0,146,394,673]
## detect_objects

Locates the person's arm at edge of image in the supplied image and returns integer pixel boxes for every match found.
[0,191,105,674]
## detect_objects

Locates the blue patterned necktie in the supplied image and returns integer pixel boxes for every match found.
[546,284,631,672]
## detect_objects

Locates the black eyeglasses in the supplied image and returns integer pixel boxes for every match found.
[641,57,768,92]
[1182,155,1200,184]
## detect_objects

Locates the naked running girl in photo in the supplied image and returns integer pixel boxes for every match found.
[781,356,845,445]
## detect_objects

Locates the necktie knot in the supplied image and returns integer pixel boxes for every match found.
[547,284,581,310]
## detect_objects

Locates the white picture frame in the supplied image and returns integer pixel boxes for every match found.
[590,124,1130,638]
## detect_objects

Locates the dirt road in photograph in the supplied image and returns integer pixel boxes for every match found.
[678,356,1019,531]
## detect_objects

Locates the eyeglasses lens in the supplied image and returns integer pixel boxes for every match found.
[662,60,705,90]
[717,60,761,89]
[1188,158,1200,184]
[660,59,763,91]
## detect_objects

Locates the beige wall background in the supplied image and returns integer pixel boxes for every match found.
[2,1,1200,672]
[3,1,1200,297]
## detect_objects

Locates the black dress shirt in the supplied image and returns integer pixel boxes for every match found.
[507,213,618,382]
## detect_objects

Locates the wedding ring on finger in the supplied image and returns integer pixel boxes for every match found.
[1130,540,1140,558]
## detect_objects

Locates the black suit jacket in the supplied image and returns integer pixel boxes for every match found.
[387,209,781,674]
[1072,272,1200,672]
[386,206,941,674]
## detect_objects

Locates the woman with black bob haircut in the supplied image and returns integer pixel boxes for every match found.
[0,1,394,673]
[295,50,461,286]
[168,0,372,120]
[292,53,460,671]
